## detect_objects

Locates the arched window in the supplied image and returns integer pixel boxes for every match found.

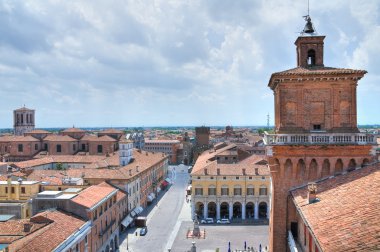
[307,49,316,66]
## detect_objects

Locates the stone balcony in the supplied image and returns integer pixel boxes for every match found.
[264,132,376,146]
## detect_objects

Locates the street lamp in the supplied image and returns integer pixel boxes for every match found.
[126,233,129,251]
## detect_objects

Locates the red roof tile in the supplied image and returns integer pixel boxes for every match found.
[291,164,380,252]
[71,182,117,208]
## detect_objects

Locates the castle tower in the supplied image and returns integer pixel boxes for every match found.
[13,106,35,136]
[265,16,377,252]
[195,126,210,147]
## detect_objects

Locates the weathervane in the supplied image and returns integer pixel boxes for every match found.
[301,0,316,34]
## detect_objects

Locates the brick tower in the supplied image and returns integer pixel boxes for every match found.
[13,106,35,136]
[265,16,377,252]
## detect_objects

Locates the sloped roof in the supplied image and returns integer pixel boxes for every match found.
[71,182,117,209]
[291,163,380,252]
[61,127,85,133]
[43,135,77,142]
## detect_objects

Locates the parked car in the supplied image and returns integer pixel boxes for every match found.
[200,218,214,224]
[140,226,148,236]
[217,218,230,224]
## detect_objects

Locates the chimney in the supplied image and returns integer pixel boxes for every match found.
[23,223,31,232]
[204,168,208,175]
[255,168,259,175]
[242,168,246,175]
[217,168,220,175]
[129,169,132,176]
[136,166,139,172]
[308,182,317,204]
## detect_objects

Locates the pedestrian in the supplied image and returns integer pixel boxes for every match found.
[259,243,262,252]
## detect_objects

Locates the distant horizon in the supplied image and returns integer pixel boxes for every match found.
[1,124,379,132]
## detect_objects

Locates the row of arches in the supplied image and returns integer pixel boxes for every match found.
[272,157,370,181]
[194,201,268,220]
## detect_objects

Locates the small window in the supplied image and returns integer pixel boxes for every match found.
[97,145,103,153]
[21,187,26,194]
[210,176,214,179]
[223,176,226,180]
[34,144,38,150]
[56,144,62,153]
[11,187,15,194]
[249,176,252,179]
[18,144,23,152]
[225,157,228,160]
[73,144,76,151]
[236,176,239,180]
[307,49,316,66]
[313,124,321,130]
[5,187,8,193]
[197,176,201,179]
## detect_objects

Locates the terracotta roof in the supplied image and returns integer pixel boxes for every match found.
[13,155,107,169]
[145,139,180,143]
[7,210,86,252]
[94,135,117,142]
[61,127,85,133]
[0,219,48,244]
[0,135,39,142]
[291,163,380,252]
[43,135,77,142]
[268,66,367,90]
[71,182,118,208]
[98,129,124,134]
[80,135,98,141]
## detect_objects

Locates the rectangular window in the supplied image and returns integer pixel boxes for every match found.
[82,144,86,150]
[97,145,103,153]
[221,188,229,196]
[21,187,26,194]
[259,188,267,195]
[195,188,203,196]
[236,176,239,180]
[313,124,321,130]
[35,144,38,150]
[5,187,8,193]
[223,177,226,180]
[234,188,242,196]
[73,144,76,151]
[208,188,216,195]
[11,187,15,194]
[247,188,254,195]
[56,144,62,153]
[18,144,23,152]
[94,210,98,220]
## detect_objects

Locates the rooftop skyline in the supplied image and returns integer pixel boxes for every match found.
[0,0,379,127]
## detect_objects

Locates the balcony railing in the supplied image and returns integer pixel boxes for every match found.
[264,132,376,146]
[288,231,299,252]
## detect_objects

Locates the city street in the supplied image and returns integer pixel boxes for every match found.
[119,165,191,252]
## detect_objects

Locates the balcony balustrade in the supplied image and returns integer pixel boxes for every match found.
[264,132,376,146]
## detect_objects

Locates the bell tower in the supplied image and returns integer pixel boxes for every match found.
[265,16,376,252]
[13,106,35,136]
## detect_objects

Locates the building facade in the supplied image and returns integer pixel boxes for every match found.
[191,144,270,222]
[265,16,377,252]
[144,139,180,164]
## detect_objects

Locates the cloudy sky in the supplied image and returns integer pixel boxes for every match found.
[0,0,379,128]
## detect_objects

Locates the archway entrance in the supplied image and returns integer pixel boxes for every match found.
[220,202,229,219]
[208,202,216,218]
[233,202,242,218]
[246,202,254,219]
[259,202,267,219]
[195,202,204,218]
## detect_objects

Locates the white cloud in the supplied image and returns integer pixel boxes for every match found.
[0,0,379,127]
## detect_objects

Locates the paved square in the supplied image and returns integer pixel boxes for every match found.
[170,222,268,252]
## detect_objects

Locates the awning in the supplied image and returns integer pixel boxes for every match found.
[130,209,137,218]
[161,180,169,187]
[165,178,172,183]
[157,187,161,193]
[147,194,154,202]
[186,185,192,191]
[134,206,143,215]
[121,215,133,228]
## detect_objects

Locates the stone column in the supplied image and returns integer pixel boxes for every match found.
[203,202,208,218]
[229,202,233,219]
[242,202,246,220]
[254,201,259,219]
[216,202,221,220]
